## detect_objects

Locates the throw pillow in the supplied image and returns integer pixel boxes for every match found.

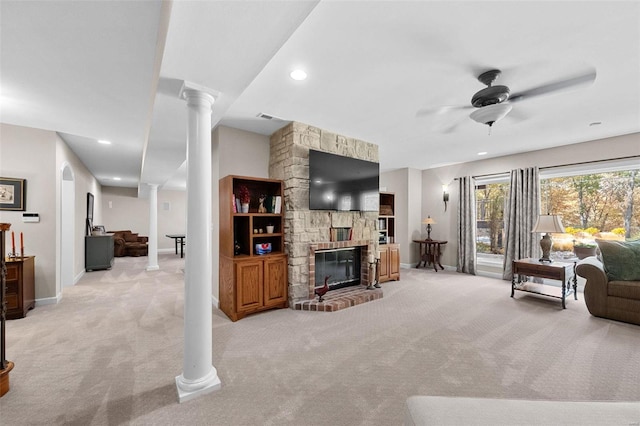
[124,232,139,243]
[595,239,640,281]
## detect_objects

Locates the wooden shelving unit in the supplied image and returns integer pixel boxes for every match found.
[219,175,288,321]
[378,192,400,282]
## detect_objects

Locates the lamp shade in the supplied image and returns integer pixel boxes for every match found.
[531,214,565,234]
[470,103,512,126]
[422,217,436,225]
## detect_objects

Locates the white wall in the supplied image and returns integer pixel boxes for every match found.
[421,132,640,268]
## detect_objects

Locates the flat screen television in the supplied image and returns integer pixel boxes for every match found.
[309,149,379,211]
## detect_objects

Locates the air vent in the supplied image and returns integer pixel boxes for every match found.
[256,112,284,121]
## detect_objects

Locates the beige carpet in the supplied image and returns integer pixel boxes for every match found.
[1,254,639,425]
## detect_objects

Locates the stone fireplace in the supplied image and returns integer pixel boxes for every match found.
[269,122,381,310]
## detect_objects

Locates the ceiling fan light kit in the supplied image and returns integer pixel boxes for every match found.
[470,103,513,127]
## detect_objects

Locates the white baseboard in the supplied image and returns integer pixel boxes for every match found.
[211,295,219,309]
[159,248,176,254]
[74,270,85,285]
[37,293,62,306]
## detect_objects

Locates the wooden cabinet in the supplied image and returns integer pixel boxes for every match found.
[219,175,288,321]
[378,243,400,283]
[378,192,400,283]
[85,234,114,271]
[5,256,35,320]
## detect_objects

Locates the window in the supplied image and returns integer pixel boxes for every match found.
[474,163,639,272]
[541,170,640,258]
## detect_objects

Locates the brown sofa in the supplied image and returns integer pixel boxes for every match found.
[576,255,640,326]
[110,230,148,257]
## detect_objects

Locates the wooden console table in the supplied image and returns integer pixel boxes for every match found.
[511,258,578,309]
[413,239,447,272]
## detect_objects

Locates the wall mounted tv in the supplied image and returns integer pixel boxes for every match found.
[309,149,380,211]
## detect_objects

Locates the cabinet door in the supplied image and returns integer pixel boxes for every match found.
[236,260,264,312]
[264,256,288,307]
[379,246,389,281]
[389,244,400,279]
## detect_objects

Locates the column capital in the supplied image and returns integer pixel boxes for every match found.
[179,81,219,106]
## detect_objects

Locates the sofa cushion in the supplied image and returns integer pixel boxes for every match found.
[596,239,640,281]
[608,280,640,301]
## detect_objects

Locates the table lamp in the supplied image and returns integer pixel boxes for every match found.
[422,216,436,240]
[531,214,565,262]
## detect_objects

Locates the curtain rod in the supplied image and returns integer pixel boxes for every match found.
[454,154,640,180]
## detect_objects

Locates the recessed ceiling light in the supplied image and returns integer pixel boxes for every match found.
[290,69,307,81]
[589,121,602,127]
[98,139,111,145]
[477,151,488,156]
[113,177,121,181]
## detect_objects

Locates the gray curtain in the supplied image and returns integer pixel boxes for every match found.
[457,176,477,274]
[502,167,540,280]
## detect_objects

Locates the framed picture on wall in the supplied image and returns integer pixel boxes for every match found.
[86,192,94,236]
[0,177,26,211]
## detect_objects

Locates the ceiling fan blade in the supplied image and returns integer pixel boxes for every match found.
[509,68,596,103]
[416,105,471,118]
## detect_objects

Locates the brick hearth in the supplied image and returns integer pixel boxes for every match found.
[293,285,383,312]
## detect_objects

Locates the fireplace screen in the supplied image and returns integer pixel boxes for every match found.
[315,247,361,290]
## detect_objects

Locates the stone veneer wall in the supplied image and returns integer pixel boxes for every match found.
[269,122,379,305]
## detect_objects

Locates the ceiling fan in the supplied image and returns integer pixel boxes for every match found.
[419,67,597,132]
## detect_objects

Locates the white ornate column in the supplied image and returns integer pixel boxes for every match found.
[146,183,159,271]
[175,83,221,402]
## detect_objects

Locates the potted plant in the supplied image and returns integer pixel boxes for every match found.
[573,241,598,259]
[238,185,250,213]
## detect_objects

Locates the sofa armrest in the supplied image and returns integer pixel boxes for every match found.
[576,256,608,317]
[137,236,148,243]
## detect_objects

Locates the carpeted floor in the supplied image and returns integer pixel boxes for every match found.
[1,254,639,425]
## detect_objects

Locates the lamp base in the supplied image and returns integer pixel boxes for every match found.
[539,233,553,263]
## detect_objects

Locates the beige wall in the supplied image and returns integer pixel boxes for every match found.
[217,125,270,179]
[55,133,102,285]
[210,125,272,303]
[101,186,187,251]
[0,123,101,302]
[158,189,187,250]
[380,168,423,265]
[421,132,640,268]
[102,186,150,235]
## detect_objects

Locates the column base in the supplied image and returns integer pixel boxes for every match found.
[146,265,160,271]
[175,367,221,403]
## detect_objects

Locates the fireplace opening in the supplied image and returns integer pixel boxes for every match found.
[315,247,361,290]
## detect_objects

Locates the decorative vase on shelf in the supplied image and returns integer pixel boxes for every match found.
[241,203,249,213]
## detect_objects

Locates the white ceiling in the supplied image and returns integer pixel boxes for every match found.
[2,1,639,194]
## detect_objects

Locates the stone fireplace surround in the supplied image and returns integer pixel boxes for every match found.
[269,122,382,311]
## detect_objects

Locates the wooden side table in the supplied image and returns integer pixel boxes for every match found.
[511,258,578,309]
[413,239,447,272]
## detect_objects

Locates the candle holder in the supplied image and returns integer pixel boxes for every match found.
[366,258,381,290]
[366,260,376,290]
[7,251,16,259]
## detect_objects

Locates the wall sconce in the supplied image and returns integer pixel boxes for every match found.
[442,185,449,212]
